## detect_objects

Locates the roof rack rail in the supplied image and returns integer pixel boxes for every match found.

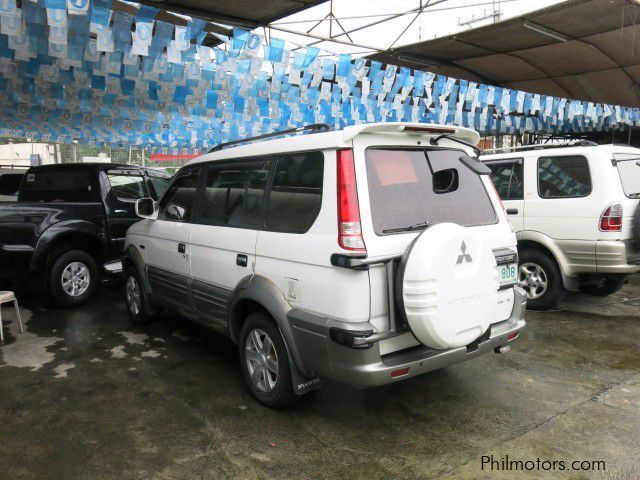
[480,140,598,155]
[208,124,331,153]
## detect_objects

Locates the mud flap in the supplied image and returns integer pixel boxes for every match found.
[276,324,321,395]
[291,363,321,395]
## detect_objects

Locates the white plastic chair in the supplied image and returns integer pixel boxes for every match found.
[0,291,23,344]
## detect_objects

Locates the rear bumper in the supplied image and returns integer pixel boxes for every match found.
[288,287,527,388]
[594,240,640,274]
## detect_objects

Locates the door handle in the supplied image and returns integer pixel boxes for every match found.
[114,209,127,215]
[506,208,519,215]
[178,243,186,254]
[236,254,248,267]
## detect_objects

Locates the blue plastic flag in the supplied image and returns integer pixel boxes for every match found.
[266,38,285,62]
[336,54,351,78]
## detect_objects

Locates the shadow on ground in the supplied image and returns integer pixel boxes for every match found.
[1,278,639,479]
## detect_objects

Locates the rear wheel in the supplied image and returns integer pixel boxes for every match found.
[48,250,98,307]
[239,312,299,408]
[579,275,628,296]
[518,249,565,311]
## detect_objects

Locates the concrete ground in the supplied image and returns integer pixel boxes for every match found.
[0,279,639,480]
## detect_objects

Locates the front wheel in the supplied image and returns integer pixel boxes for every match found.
[579,275,628,296]
[124,267,154,325]
[239,312,299,408]
[518,249,565,311]
[48,250,98,307]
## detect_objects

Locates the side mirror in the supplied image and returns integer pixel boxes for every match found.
[135,197,157,219]
[459,155,491,175]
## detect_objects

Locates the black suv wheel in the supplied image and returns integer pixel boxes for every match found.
[48,249,98,307]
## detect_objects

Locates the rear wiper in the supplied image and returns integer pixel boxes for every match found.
[383,221,431,234]
[430,134,481,156]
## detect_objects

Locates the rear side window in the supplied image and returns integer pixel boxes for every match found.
[538,156,591,198]
[18,169,98,202]
[486,160,523,200]
[198,161,268,229]
[107,173,148,201]
[265,152,323,233]
[365,148,497,235]
[158,168,200,222]
[0,173,24,201]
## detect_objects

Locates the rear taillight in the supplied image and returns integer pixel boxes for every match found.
[600,203,623,232]
[337,149,366,252]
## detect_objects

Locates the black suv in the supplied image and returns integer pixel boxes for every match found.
[0,163,171,307]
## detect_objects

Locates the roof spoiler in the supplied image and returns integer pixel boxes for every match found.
[342,122,480,145]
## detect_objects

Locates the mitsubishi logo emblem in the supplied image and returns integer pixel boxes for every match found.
[456,241,473,264]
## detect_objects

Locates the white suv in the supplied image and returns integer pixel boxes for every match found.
[482,143,640,310]
[123,122,526,407]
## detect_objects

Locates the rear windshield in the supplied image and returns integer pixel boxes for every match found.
[18,169,98,202]
[614,153,640,198]
[365,148,497,235]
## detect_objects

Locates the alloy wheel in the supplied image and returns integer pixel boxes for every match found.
[126,275,141,315]
[519,262,548,300]
[245,328,279,393]
[61,261,91,297]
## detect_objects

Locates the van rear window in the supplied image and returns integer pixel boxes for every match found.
[365,148,497,235]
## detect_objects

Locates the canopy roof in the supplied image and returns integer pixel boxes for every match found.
[370,0,640,107]
[136,0,329,29]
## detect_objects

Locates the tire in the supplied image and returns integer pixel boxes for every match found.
[124,267,154,325]
[518,249,565,311]
[239,311,299,408]
[48,249,98,307]
[579,275,628,297]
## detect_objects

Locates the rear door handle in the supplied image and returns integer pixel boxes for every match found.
[178,243,186,254]
[506,208,519,215]
[114,209,127,216]
[236,254,248,267]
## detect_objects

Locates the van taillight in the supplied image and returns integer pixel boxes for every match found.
[600,204,623,231]
[337,149,366,252]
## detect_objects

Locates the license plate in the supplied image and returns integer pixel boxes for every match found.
[497,262,518,287]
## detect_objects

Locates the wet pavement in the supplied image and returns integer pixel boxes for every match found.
[0,279,639,480]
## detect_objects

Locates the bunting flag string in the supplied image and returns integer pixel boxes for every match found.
[0,1,639,153]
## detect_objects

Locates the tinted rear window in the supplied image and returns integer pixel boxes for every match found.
[365,148,497,235]
[0,173,24,200]
[18,169,98,202]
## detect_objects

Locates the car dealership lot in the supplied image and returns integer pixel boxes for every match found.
[1,281,639,480]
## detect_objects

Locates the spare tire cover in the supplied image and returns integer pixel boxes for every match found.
[398,222,498,350]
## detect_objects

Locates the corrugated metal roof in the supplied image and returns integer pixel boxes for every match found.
[369,0,640,106]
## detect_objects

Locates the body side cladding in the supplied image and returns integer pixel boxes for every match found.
[228,274,321,395]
